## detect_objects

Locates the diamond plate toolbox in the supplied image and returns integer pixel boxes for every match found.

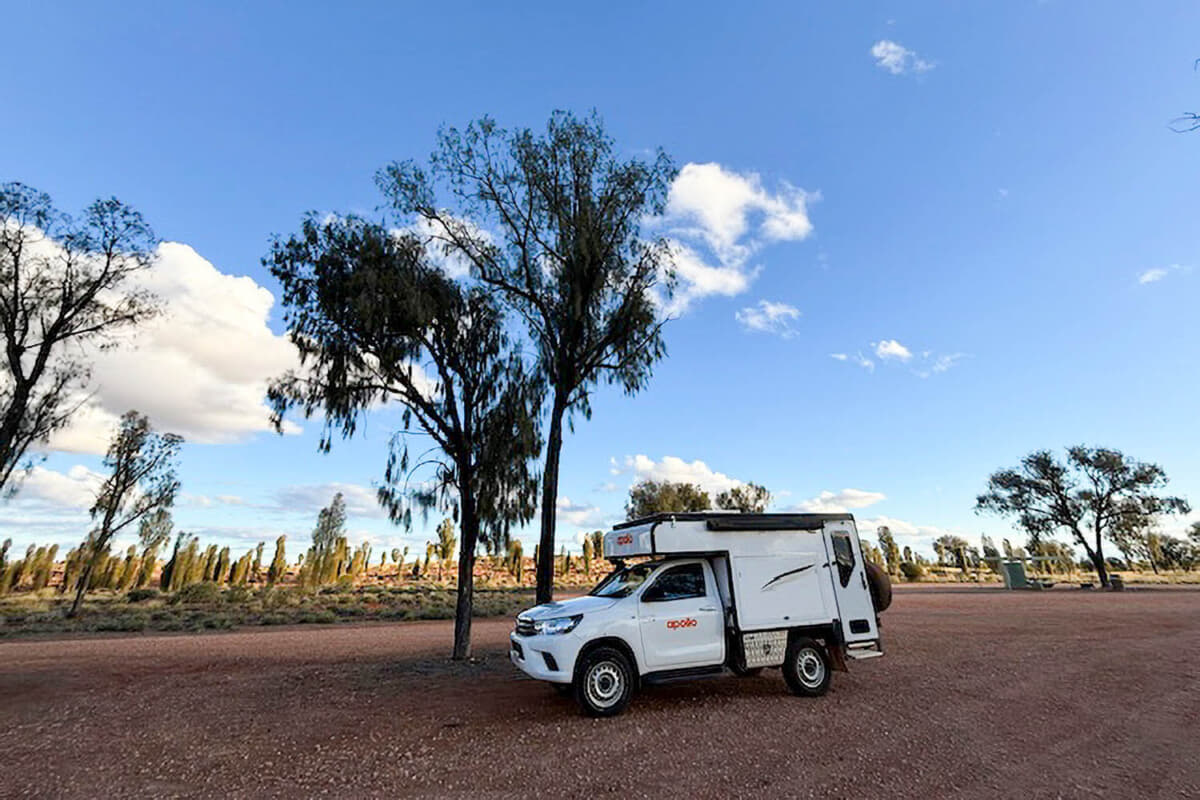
[741,630,787,668]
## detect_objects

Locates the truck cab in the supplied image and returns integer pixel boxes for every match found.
[510,512,891,716]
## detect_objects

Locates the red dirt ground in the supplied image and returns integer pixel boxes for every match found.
[2,585,1198,799]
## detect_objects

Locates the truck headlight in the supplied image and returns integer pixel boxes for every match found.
[535,615,582,635]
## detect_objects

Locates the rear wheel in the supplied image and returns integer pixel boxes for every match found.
[574,646,635,717]
[782,637,831,697]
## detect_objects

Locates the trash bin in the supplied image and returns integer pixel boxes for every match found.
[1109,574,1125,591]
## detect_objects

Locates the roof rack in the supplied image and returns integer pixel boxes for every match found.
[612,511,855,531]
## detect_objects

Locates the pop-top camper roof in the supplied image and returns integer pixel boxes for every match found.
[605,512,858,560]
[613,512,854,532]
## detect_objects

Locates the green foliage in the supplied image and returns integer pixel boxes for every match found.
[125,588,160,602]
[506,539,524,582]
[176,581,221,604]
[626,480,711,520]
[379,112,675,606]
[70,411,182,615]
[436,519,457,580]
[715,483,772,513]
[899,561,925,581]
[267,536,287,585]
[877,527,901,576]
[252,542,265,582]
[590,531,604,562]
[582,538,593,575]
[977,446,1190,586]
[0,184,161,495]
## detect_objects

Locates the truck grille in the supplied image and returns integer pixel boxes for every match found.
[515,616,536,636]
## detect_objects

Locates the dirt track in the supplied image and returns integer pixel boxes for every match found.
[3,586,1199,799]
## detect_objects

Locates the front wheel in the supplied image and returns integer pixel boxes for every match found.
[782,637,831,697]
[574,646,635,717]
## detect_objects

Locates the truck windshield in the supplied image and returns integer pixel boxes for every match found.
[589,563,657,598]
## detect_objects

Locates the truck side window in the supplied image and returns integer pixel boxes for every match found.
[831,533,856,588]
[642,563,706,602]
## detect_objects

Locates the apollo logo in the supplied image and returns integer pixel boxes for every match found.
[616,534,633,546]
[666,618,697,630]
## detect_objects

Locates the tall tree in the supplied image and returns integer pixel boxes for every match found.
[976,446,1189,587]
[625,480,711,520]
[715,483,772,513]
[435,519,457,581]
[266,214,541,658]
[267,536,287,585]
[70,410,182,615]
[877,526,901,576]
[381,112,677,604]
[0,184,160,494]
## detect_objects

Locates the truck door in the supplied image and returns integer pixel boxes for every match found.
[824,525,879,644]
[637,561,724,670]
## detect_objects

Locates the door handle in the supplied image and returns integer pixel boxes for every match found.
[699,606,717,612]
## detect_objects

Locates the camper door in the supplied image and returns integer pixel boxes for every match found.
[823,523,879,644]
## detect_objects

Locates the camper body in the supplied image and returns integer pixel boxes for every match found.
[510,512,888,717]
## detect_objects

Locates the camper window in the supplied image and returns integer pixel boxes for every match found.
[831,532,856,587]
[642,563,706,603]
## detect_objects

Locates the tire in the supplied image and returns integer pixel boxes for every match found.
[865,561,893,613]
[782,637,832,697]
[730,664,763,677]
[573,646,635,718]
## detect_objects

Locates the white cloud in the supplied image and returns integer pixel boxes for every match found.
[46,242,302,454]
[556,496,609,529]
[398,215,495,280]
[620,454,744,498]
[735,300,801,338]
[7,465,104,511]
[655,162,815,315]
[873,339,912,362]
[913,353,965,378]
[835,341,963,377]
[273,482,386,519]
[871,40,934,75]
[831,352,875,372]
[792,488,886,514]
[1138,264,1190,285]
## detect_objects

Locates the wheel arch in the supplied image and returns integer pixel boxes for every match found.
[574,636,642,687]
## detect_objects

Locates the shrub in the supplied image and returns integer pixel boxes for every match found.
[899,561,925,581]
[175,582,221,604]
[125,588,160,603]
[224,585,252,604]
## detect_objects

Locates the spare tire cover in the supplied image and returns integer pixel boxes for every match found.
[865,561,893,612]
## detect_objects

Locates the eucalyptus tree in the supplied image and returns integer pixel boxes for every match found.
[0,183,160,493]
[266,215,541,658]
[380,111,676,603]
[70,410,182,615]
[976,446,1189,587]
[625,480,710,520]
[715,483,772,513]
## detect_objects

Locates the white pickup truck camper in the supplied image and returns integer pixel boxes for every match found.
[510,512,892,716]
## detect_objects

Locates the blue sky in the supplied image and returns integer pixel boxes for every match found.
[3,1,1198,561]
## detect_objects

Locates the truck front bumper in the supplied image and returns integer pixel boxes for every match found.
[510,632,575,684]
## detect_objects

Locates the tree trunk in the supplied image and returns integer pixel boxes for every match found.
[1089,539,1110,588]
[535,395,566,605]
[68,555,97,618]
[452,489,478,661]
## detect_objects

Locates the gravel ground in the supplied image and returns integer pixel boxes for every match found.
[2,585,1198,799]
